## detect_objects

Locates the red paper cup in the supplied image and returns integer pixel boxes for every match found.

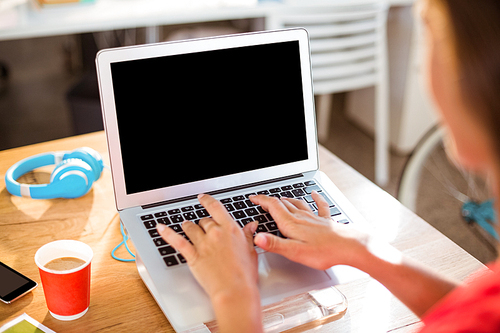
[34,240,93,321]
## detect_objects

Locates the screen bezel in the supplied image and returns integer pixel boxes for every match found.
[0,261,38,304]
[96,29,319,211]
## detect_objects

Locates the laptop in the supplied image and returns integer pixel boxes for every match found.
[96,28,369,332]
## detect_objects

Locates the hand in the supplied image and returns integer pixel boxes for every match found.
[251,191,369,270]
[254,192,459,319]
[156,194,259,300]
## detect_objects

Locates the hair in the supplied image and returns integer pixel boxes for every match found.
[435,0,500,163]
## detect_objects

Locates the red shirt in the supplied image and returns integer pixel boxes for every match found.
[420,263,500,332]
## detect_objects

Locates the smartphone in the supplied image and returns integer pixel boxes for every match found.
[0,261,38,304]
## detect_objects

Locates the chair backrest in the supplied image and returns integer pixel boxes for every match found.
[266,0,389,95]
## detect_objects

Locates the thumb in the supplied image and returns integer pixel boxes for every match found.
[243,222,258,249]
[254,232,288,255]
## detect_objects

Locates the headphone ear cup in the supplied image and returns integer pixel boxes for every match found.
[49,159,95,198]
[65,147,104,181]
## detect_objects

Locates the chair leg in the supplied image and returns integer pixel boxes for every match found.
[374,82,390,187]
[316,94,333,143]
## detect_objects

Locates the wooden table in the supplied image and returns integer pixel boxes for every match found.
[0,132,484,332]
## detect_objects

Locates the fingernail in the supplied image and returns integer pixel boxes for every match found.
[198,193,206,200]
[255,233,267,247]
[157,223,167,232]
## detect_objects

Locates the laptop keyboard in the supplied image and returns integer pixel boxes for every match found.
[139,180,351,268]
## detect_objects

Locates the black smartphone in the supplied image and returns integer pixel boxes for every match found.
[0,261,38,304]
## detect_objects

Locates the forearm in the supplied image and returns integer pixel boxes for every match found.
[211,286,264,333]
[352,238,459,318]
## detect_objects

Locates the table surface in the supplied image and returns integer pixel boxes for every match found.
[0,131,483,332]
[0,0,414,42]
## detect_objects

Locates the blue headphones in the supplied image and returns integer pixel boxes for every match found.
[5,147,104,199]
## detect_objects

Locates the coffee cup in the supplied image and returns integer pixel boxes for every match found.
[34,240,93,321]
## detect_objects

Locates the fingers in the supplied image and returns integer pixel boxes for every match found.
[157,223,197,262]
[311,191,330,218]
[198,194,234,226]
[243,221,258,250]
[249,195,296,221]
[198,217,217,232]
[182,220,205,243]
[281,197,312,212]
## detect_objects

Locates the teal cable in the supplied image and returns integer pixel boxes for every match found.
[111,222,136,262]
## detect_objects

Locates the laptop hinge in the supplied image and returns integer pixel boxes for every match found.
[141,173,304,210]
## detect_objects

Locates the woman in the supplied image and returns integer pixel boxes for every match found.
[156,0,500,331]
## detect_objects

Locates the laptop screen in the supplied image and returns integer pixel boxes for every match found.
[110,41,309,195]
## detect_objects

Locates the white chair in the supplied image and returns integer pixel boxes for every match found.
[266,0,390,185]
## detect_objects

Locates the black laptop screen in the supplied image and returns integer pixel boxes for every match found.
[111,40,309,195]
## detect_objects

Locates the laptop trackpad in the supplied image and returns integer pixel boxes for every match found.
[258,252,332,302]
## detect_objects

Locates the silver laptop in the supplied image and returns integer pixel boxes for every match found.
[96,29,368,332]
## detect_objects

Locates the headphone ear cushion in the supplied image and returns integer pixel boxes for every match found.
[64,147,104,181]
[49,159,95,199]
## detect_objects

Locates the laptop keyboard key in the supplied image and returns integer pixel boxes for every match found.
[266,222,278,231]
[154,211,167,218]
[254,215,268,223]
[157,217,170,225]
[170,214,184,223]
[304,195,314,203]
[181,206,194,212]
[183,212,197,220]
[164,256,179,267]
[305,185,321,194]
[245,208,259,216]
[153,238,167,247]
[149,229,160,238]
[232,211,246,219]
[196,209,210,218]
[169,224,183,233]
[241,218,253,226]
[330,207,341,216]
[233,195,245,201]
[256,224,268,233]
[158,246,176,256]
[178,253,187,264]
[245,199,256,207]
[292,189,305,197]
[143,221,156,229]
[233,201,247,210]
[168,209,181,215]
[321,194,335,207]
[141,214,154,221]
